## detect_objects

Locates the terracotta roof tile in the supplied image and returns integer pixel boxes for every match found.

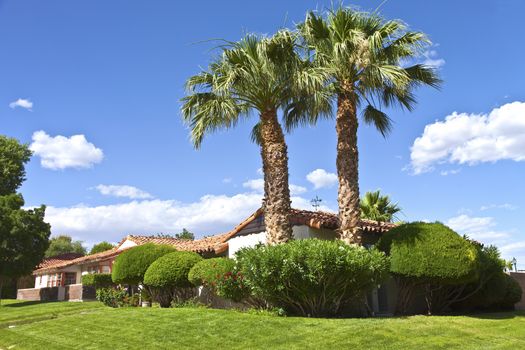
[37,253,84,269]
[34,248,123,274]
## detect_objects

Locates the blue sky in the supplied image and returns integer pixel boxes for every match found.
[1,1,524,267]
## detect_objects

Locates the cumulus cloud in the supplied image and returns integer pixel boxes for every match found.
[422,49,445,68]
[30,131,104,170]
[44,190,333,245]
[306,169,337,189]
[446,214,509,242]
[95,185,153,199]
[410,101,525,174]
[9,98,33,110]
[243,178,307,196]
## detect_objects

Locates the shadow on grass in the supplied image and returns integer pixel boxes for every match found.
[464,310,525,320]
[1,301,51,308]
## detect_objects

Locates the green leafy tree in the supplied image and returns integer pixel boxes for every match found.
[45,235,86,257]
[360,190,401,222]
[0,135,51,301]
[0,135,32,196]
[175,228,195,240]
[182,31,329,245]
[90,241,115,255]
[297,7,440,244]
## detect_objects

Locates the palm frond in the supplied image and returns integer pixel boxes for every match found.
[362,104,393,137]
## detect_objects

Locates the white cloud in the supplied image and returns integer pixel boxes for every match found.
[440,169,460,176]
[222,178,232,184]
[243,179,264,192]
[306,169,337,189]
[422,49,445,68]
[243,178,307,196]
[446,214,509,242]
[44,190,335,245]
[9,98,33,110]
[30,130,104,170]
[480,203,517,211]
[95,185,153,199]
[410,101,525,174]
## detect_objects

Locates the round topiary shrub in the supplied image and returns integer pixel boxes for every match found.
[188,257,235,288]
[111,243,176,285]
[144,251,203,307]
[236,239,389,317]
[377,222,479,314]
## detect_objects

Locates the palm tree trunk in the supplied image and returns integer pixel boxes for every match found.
[336,86,362,245]
[260,109,293,245]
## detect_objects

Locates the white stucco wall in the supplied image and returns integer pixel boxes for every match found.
[34,265,82,288]
[117,239,138,251]
[227,225,337,258]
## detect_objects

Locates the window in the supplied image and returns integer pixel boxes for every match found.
[64,272,76,285]
[101,265,110,273]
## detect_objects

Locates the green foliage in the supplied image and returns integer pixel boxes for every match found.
[82,273,114,288]
[144,251,203,289]
[89,242,114,255]
[295,7,441,136]
[360,190,401,222]
[175,228,195,240]
[215,270,252,303]
[188,257,235,287]
[236,239,389,316]
[378,222,479,284]
[45,235,86,258]
[0,194,51,281]
[96,287,128,308]
[0,135,32,196]
[111,243,176,285]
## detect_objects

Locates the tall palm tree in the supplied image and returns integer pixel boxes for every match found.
[297,7,440,244]
[360,190,401,223]
[181,32,329,245]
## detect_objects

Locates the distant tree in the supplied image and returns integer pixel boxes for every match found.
[45,235,86,257]
[0,135,51,301]
[360,190,401,222]
[90,241,115,255]
[175,228,195,241]
[0,135,32,196]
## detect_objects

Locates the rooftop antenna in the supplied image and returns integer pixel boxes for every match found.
[311,195,323,211]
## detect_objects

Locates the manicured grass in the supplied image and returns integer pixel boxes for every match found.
[0,299,103,328]
[0,300,524,349]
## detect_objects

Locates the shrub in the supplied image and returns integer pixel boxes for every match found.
[82,273,114,288]
[112,243,176,285]
[144,251,203,307]
[377,222,480,314]
[188,257,235,287]
[236,239,389,317]
[96,287,127,308]
[215,270,252,303]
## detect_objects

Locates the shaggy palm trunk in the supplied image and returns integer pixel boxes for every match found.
[260,109,293,245]
[336,85,362,245]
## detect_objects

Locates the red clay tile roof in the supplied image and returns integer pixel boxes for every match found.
[32,208,396,274]
[37,253,84,269]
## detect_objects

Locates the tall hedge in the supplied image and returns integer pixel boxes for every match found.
[112,243,176,285]
[378,222,479,283]
[188,257,235,288]
[236,239,389,317]
[82,273,114,288]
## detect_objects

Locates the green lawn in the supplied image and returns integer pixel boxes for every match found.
[0,300,524,350]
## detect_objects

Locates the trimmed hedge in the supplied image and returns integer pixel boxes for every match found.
[112,243,176,285]
[236,239,389,316]
[188,257,235,287]
[82,273,114,288]
[144,251,203,307]
[378,222,479,283]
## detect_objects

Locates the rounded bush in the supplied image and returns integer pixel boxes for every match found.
[82,273,114,288]
[236,239,389,317]
[188,257,235,287]
[144,251,203,289]
[112,243,176,285]
[377,222,479,283]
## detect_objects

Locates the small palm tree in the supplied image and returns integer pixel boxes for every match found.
[297,7,440,244]
[360,190,401,223]
[181,32,329,244]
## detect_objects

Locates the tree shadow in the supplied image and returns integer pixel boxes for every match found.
[2,300,50,308]
[465,310,525,320]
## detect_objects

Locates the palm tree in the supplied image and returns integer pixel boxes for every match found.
[181,32,329,244]
[360,190,401,223]
[297,7,440,244]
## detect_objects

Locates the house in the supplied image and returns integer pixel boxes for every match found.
[17,208,396,306]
